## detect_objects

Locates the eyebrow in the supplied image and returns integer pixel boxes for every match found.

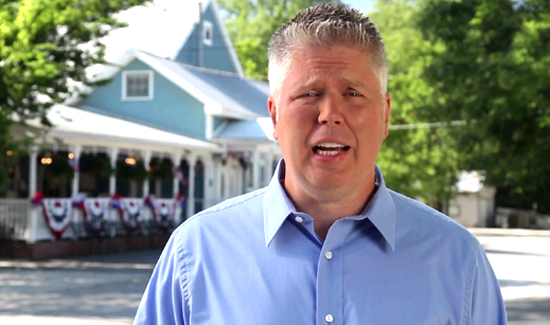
[290,77,369,95]
[289,76,320,94]
[341,77,368,89]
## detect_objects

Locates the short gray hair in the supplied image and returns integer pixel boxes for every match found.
[267,2,387,100]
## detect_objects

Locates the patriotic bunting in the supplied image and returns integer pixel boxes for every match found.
[79,198,110,232]
[145,196,176,230]
[112,195,143,231]
[41,198,74,239]
[31,192,183,238]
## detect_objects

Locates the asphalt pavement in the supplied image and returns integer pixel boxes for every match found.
[0,228,549,324]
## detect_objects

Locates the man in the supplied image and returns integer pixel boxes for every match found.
[134,3,507,324]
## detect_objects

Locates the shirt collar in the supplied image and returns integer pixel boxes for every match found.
[263,160,396,251]
[263,160,295,247]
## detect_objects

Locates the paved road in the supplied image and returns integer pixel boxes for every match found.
[471,228,550,325]
[0,228,549,324]
[0,249,160,325]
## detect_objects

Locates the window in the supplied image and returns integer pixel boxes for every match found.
[203,21,213,46]
[122,70,154,101]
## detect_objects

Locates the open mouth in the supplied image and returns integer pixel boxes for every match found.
[313,142,351,156]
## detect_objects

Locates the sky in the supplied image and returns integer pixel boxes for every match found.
[343,0,375,14]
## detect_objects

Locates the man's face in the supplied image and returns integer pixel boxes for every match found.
[268,44,390,196]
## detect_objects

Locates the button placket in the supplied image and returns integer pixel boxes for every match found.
[316,221,350,325]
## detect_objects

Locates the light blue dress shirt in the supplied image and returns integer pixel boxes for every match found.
[134,161,507,325]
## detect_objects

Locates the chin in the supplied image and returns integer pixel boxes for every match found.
[308,175,349,189]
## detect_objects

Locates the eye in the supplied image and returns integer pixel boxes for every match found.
[302,91,318,97]
[347,91,361,97]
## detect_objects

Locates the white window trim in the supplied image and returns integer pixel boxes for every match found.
[203,21,213,46]
[121,70,154,101]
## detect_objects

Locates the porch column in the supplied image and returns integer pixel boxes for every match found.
[186,154,197,217]
[252,150,260,190]
[26,146,39,244]
[242,155,249,194]
[215,158,222,203]
[28,146,38,198]
[109,147,119,195]
[264,151,274,186]
[71,144,82,198]
[142,150,152,197]
[202,155,214,208]
[171,152,182,198]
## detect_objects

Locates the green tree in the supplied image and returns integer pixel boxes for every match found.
[218,0,333,78]
[371,0,460,210]
[417,0,550,215]
[0,0,150,190]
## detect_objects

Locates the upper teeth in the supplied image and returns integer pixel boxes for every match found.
[317,142,345,148]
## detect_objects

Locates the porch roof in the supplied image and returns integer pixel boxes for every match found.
[213,118,275,141]
[23,104,222,153]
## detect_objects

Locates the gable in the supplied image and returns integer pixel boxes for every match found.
[80,58,206,139]
[173,1,241,75]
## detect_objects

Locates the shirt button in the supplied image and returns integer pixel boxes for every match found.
[325,314,334,323]
[294,216,304,223]
[324,251,333,260]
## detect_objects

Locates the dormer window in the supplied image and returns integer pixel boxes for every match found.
[203,21,213,46]
[122,70,154,101]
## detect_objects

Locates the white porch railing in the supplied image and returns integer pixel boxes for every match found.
[0,199,30,241]
[0,198,185,243]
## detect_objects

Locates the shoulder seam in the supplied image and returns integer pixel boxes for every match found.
[182,189,266,226]
[462,244,478,325]
[390,191,474,237]
[174,230,191,317]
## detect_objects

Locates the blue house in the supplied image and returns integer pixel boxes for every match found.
[79,0,281,212]
[2,0,280,246]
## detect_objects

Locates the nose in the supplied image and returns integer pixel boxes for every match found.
[318,92,343,126]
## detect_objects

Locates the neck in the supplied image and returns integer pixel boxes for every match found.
[282,169,377,240]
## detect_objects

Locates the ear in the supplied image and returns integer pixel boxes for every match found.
[383,93,391,138]
[268,96,279,140]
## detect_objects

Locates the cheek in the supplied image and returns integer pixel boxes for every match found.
[280,108,316,134]
[349,112,385,142]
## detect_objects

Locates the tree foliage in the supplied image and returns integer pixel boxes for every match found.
[218,0,333,79]
[417,0,550,214]
[371,0,460,210]
[0,0,150,190]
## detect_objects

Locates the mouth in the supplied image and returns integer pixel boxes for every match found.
[312,142,351,156]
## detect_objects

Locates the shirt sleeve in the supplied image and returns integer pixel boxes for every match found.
[133,231,186,325]
[469,243,508,324]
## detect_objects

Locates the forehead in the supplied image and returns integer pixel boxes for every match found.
[282,44,378,88]
[291,44,367,63]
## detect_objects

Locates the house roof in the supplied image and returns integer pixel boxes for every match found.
[214,118,275,141]
[90,48,270,119]
[151,54,270,117]
[171,0,244,77]
[21,104,222,152]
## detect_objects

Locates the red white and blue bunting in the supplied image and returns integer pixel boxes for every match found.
[79,198,110,232]
[112,196,143,231]
[39,197,74,239]
[145,196,176,230]
[31,192,184,237]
